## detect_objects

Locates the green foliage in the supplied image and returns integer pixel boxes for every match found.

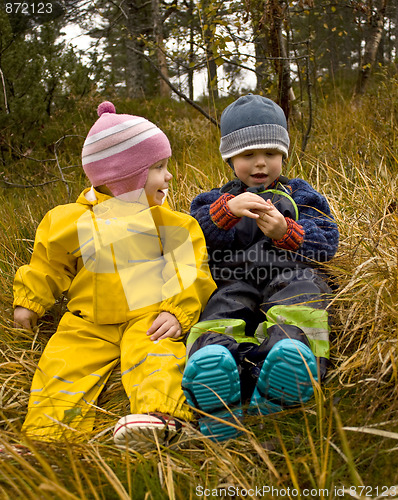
[1,75,398,495]
[291,1,363,80]
[0,9,94,135]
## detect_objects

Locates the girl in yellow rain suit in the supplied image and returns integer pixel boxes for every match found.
[13,102,216,449]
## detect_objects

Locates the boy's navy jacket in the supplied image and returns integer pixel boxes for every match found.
[190,178,339,280]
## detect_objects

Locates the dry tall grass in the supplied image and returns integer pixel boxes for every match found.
[1,80,398,498]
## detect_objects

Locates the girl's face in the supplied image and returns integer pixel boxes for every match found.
[144,158,172,206]
[231,148,283,188]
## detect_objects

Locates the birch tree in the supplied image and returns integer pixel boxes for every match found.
[355,0,388,95]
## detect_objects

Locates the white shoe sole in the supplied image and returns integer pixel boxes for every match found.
[114,414,189,452]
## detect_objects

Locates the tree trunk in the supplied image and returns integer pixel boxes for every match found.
[254,40,268,91]
[125,0,150,97]
[206,47,218,99]
[355,0,388,96]
[264,0,291,119]
[188,0,195,100]
[246,0,269,91]
[202,0,219,99]
[152,0,170,97]
[395,0,398,65]
[125,38,146,98]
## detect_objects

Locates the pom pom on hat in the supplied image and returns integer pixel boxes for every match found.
[97,101,116,116]
[219,94,290,161]
[82,101,171,196]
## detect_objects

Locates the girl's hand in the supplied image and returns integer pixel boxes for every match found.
[14,306,38,331]
[147,312,182,341]
[253,199,288,240]
[227,192,268,219]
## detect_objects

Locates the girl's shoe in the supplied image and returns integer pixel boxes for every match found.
[0,443,32,459]
[113,413,191,451]
[182,345,242,442]
[249,339,318,415]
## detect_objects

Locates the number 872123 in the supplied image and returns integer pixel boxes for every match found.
[5,2,53,15]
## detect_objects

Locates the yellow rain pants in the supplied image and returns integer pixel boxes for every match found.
[22,310,190,441]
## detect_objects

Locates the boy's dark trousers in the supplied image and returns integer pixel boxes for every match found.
[188,255,332,402]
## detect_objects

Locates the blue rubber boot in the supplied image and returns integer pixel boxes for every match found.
[182,345,242,441]
[249,339,318,415]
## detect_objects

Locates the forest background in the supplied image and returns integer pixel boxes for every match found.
[1,0,398,498]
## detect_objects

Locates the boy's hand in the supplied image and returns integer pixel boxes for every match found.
[14,307,38,331]
[147,312,182,341]
[227,192,268,219]
[253,199,288,240]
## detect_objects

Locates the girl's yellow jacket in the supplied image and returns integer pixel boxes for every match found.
[13,188,216,333]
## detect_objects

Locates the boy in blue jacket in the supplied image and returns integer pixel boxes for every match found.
[182,95,339,441]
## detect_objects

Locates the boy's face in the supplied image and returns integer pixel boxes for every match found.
[231,148,283,188]
[144,158,172,206]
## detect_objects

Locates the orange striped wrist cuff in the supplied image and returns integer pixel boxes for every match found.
[210,193,240,230]
[273,217,304,250]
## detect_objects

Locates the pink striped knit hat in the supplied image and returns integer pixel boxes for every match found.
[82,101,171,196]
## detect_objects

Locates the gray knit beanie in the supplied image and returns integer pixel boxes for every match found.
[219,94,290,161]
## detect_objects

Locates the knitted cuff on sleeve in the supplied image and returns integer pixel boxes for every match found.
[273,217,304,251]
[210,193,241,230]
